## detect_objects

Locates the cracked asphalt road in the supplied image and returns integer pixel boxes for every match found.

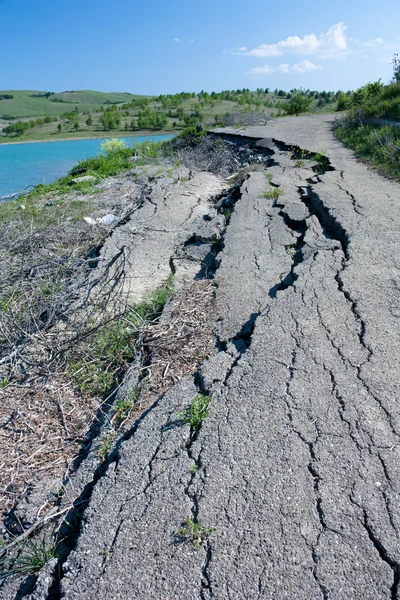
[60,115,400,599]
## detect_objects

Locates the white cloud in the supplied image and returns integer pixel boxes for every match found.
[363,37,384,47]
[247,60,322,76]
[292,60,323,73]
[173,38,181,42]
[239,46,247,52]
[277,63,291,73]
[239,23,347,59]
[247,64,276,75]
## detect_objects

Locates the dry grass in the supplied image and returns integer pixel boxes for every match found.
[0,377,96,518]
[140,280,217,405]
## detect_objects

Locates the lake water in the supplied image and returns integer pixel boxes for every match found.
[0,134,174,200]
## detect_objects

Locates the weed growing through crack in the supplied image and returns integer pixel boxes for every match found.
[113,385,141,428]
[177,394,212,431]
[295,159,305,168]
[265,172,273,184]
[175,518,215,549]
[98,432,117,459]
[262,188,284,200]
[212,238,224,252]
[285,244,297,257]
[0,536,59,578]
[189,465,198,475]
[224,207,234,224]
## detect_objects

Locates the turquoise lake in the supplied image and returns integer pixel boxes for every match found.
[0,135,174,200]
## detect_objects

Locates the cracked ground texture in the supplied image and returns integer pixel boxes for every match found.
[60,115,400,600]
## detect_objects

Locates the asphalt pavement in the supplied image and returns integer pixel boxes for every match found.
[60,115,400,600]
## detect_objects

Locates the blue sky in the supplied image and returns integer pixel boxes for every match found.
[1,0,399,94]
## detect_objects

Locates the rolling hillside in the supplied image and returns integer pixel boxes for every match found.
[0,90,149,118]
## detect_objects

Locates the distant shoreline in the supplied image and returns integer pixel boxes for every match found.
[0,130,177,146]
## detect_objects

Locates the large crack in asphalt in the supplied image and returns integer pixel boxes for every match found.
[36,176,248,600]
[186,136,400,597]
[261,139,400,595]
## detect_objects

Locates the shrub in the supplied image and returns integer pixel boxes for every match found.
[100,138,127,155]
[283,93,313,115]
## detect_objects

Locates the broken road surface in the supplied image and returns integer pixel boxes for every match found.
[60,115,400,599]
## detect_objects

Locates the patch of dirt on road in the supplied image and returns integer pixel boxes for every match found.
[140,280,218,405]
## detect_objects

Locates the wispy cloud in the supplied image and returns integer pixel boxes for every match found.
[362,37,385,47]
[236,23,347,60]
[247,60,322,76]
[173,38,181,42]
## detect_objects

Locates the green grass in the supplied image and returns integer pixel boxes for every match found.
[177,394,212,431]
[0,536,59,578]
[0,89,147,119]
[113,385,141,428]
[334,119,400,179]
[344,81,400,121]
[262,188,284,199]
[68,276,174,397]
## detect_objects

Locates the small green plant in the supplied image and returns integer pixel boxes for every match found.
[224,207,234,223]
[98,432,117,459]
[113,385,141,428]
[295,159,305,168]
[265,172,273,184]
[2,536,59,577]
[314,151,326,164]
[189,465,198,475]
[0,377,9,388]
[177,394,212,431]
[285,244,297,256]
[212,237,224,252]
[39,280,63,296]
[113,398,133,428]
[262,188,284,200]
[68,276,174,398]
[175,518,215,549]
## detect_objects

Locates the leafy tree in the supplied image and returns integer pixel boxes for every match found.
[351,80,383,106]
[101,105,122,130]
[137,109,168,129]
[86,115,93,127]
[336,92,351,111]
[392,54,400,83]
[58,123,62,132]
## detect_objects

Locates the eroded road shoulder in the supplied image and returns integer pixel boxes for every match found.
[61,116,400,600]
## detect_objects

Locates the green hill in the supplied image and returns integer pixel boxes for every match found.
[0,90,149,119]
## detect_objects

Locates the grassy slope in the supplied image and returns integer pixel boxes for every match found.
[333,81,400,180]
[0,90,148,118]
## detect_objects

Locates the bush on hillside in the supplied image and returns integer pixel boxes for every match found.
[283,92,313,115]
